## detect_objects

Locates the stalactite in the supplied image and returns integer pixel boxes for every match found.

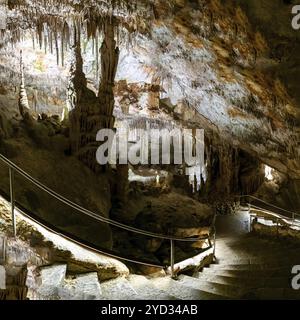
[54,29,59,66]
[18,50,31,120]
[31,32,35,50]
[61,30,64,67]
[44,32,47,54]
[95,31,99,84]
[49,30,53,54]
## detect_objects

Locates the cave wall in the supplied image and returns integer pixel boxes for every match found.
[0,0,299,207]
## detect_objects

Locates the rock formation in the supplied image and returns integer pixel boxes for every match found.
[0,1,299,294]
[68,33,102,172]
[18,50,31,121]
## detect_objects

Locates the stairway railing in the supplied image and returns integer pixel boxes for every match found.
[239,194,300,231]
[0,153,216,278]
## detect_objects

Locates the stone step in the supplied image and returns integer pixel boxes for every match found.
[100,277,139,300]
[209,263,296,271]
[177,275,243,299]
[215,256,300,267]
[150,277,229,300]
[36,264,67,299]
[58,273,102,300]
[216,236,299,247]
[247,288,300,300]
[220,247,300,259]
[196,274,291,289]
[127,275,178,300]
[199,267,292,278]
[217,246,300,259]
[217,241,297,252]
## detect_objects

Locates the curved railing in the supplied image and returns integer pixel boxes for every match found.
[0,153,216,277]
[238,194,300,232]
[240,194,300,220]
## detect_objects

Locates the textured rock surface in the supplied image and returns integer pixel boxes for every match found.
[36,264,67,299]
[58,273,102,300]
[0,124,113,249]
[232,0,300,111]
[115,1,299,178]
[135,194,213,239]
[0,196,129,284]
[0,0,299,179]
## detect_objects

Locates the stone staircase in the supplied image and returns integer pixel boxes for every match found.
[179,235,300,300]
[2,209,300,300]
[23,232,300,300]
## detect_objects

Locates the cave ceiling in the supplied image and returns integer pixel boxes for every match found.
[0,0,299,178]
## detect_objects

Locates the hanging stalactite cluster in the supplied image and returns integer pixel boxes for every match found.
[2,0,153,59]
[0,0,154,174]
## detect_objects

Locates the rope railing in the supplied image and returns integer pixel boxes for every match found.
[0,153,216,278]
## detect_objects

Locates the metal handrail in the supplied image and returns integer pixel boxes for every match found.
[241,197,300,234]
[239,194,300,219]
[0,153,216,277]
[16,203,165,269]
[0,153,211,242]
[249,204,299,222]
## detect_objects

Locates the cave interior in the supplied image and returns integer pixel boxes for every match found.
[0,0,300,301]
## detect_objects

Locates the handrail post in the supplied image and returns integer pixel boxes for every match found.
[9,167,16,238]
[170,239,175,279]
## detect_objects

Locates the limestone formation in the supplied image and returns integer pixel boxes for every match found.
[0,0,299,302]
[18,50,31,121]
[97,19,119,130]
[68,36,102,172]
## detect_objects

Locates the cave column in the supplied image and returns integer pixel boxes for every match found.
[68,28,103,172]
[98,18,119,129]
[97,19,128,206]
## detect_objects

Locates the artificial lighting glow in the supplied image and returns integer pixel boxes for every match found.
[264,165,274,181]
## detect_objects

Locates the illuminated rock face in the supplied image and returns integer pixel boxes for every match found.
[114,1,300,178]
[0,0,299,179]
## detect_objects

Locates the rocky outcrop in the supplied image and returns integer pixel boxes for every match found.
[134,193,214,253]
